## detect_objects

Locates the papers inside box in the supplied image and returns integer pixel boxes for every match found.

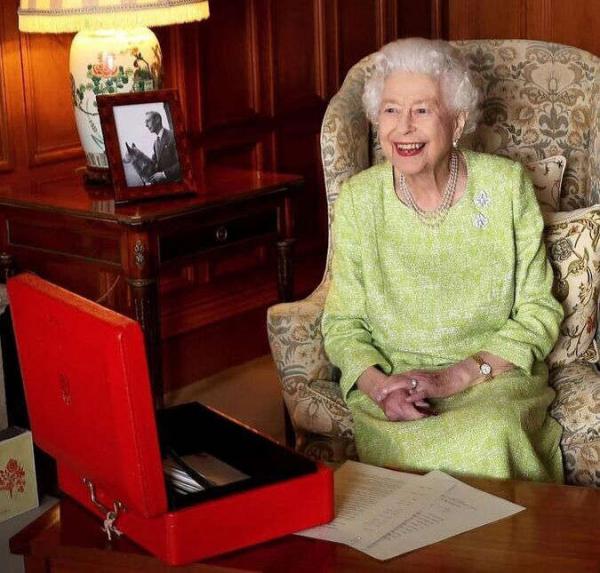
[157,402,318,510]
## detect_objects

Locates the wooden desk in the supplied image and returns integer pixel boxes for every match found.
[0,168,301,402]
[10,478,600,572]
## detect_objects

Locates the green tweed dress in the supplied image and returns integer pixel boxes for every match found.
[322,150,564,483]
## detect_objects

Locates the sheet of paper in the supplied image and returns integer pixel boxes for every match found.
[297,460,453,546]
[362,470,525,560]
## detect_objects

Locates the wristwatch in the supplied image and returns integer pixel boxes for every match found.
[472,354,493,382]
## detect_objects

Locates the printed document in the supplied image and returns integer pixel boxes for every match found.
[297,461,524,560]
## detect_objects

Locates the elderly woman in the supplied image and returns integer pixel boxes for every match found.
[322,38,564,482]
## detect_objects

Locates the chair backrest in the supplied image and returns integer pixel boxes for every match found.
[320,39,600,274]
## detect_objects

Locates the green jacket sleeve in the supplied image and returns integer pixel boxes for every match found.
[482,163,564,375]
[322,181,392,399]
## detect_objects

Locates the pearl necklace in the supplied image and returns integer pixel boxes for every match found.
[398,150,460,227]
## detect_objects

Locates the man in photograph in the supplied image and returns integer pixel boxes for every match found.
[145,110,182,184]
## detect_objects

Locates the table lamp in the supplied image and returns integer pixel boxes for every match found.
[18,0,209,183]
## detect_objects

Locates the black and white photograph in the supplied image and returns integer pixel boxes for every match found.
[113,102,182,188]
[97,89,196,204]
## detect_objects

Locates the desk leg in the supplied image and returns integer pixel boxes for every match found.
[127,277,163,408]
[276,238,295,302]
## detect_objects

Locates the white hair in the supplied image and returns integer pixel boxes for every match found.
[363,38,480,134]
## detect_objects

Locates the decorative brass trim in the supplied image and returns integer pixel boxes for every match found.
[134,240,145,269]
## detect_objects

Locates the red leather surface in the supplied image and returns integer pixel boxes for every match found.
[59,460,334,565]
[8,273,168,517]
[8,273,334,565]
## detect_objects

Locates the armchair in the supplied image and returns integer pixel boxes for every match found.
[267,39,600,487]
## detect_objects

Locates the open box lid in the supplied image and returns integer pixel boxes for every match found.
[8,273,168,517]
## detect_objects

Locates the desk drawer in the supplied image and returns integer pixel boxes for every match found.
[159,209,278,263]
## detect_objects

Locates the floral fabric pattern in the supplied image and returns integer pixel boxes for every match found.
[550,362,600,487]
[267,40,600,480]
[544,206,600,368]
[527,155,566,213]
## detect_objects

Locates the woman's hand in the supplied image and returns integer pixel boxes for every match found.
[379,387,436,421]
[402,364,472,402]
[356,367,437,421]
[403,354,515,404]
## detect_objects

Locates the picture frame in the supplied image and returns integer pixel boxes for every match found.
[97,89,196,204]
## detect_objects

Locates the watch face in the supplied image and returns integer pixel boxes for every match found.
[481,363,492,376]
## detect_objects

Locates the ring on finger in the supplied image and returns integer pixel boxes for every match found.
[410,378,418,392]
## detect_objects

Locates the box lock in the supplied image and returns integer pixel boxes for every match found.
[83,477,125,542]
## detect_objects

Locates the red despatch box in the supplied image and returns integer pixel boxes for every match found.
[8,274,333,566]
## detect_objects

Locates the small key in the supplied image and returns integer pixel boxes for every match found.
[102,510,123,541]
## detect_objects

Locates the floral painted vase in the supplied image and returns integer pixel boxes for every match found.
[70,27,163,170]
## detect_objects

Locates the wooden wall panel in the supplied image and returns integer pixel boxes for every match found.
[0,15,11,172]
[19,33,81,165]
[447,0,600,57]
[271,0,325,113]
[277,127,325,251]
[0,2,28,173]
[396,0,435,39]
[525,0,552,42]
[448,0,526,40]
[202,0,264,129]
[542,1,600,55]
[206,137,272,171]
[337,0,380,80]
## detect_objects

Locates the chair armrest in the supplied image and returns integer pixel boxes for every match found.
[267,280,335,386]
[267,280,353,441]
[550,361,600,486]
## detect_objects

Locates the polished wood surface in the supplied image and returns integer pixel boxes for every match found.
[448,0,600,57]
[0,166,301,394]
[11,478,600,572]
[0,163,300,223]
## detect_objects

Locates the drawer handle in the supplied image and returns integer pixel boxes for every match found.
[215,225,228,242]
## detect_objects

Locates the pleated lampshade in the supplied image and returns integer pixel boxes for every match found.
[18,0,209,33]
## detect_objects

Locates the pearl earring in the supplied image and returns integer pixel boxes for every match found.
[452,140,458,148]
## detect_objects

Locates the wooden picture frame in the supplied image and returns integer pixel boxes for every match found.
[97,89,196,204]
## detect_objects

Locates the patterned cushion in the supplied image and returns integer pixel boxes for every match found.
[544,206,600,368]
[526,155,566,213]
[550,361,600,487]
[453,41,599,211]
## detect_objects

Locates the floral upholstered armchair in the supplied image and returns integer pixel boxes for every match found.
[267,40,600,487]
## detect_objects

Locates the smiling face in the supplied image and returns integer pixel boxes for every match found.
[377,71,465,182]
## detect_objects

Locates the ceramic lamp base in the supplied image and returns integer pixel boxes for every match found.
[70,28,163,174]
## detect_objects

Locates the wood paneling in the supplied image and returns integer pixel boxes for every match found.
[337,0,380,80]
[0,8,12,172]
[396,0,435,41]
[542,0,600,55]
[19,33,82,165]
[271,0,325,114]
[448,0,526,40]
[203,0,263,129]
[277,128,325,252]
[448,0,600,59]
